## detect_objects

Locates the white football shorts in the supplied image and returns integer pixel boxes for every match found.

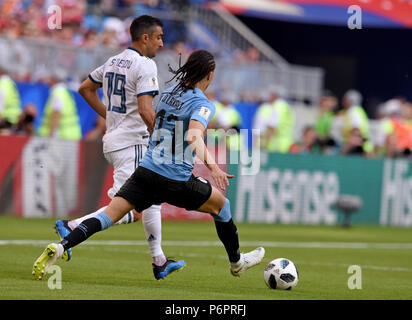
[104,144,148,199]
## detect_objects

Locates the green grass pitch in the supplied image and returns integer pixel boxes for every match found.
[0,216,412,300]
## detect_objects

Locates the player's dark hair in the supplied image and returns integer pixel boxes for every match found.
[130,15,163,42]
[167,50,216,93]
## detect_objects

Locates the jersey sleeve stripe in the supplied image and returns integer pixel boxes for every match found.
[137,90,159,97]
[88,74,102,85]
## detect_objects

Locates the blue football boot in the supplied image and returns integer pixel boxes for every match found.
[153,259,186,280]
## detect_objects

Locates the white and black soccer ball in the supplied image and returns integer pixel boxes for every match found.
[264,258,299,290]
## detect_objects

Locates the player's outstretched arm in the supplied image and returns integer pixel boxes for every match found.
[187,119,234,190]
[78,78,106,119]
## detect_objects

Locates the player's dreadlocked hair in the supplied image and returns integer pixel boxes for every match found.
[167,50,216,93]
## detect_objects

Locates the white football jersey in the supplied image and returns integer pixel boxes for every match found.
[89,47,159,153]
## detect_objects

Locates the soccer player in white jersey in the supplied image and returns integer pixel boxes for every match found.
[54,15,185,280]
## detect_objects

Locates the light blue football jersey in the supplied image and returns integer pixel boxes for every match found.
[140,84,216,181]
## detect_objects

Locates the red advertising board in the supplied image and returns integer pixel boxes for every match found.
[0,136,227,221]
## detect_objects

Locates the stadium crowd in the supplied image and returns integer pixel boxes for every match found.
[1,0,411,158]
[206,87,412,159]
[2,63,412,159]
[0,0,260,85]
[0,0,254,58]
[0,0,178,49]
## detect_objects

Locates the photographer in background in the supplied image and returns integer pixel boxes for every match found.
[13,103,37,136]
[0,69,22,134]
[341,90,373,156]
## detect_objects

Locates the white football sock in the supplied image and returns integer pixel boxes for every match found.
[142,205,165,263]
[72,206,134,227]
[72,206,108,228]
[55,243,64,259]
[116,211,135,225]
[153,254,167,266]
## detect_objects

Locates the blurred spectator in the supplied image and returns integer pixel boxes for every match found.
[375,98,403,157]
[341,89,373,155]
[401,100,412,124]
[205,90,224,145]
[172,41,191,58]
[253,89,295,153]
[289,126,323,154]
[82,28,99,48]
[206,90,224,118]
[239,89,260,104]
[13,103,38,136]
[38,74,82,140]
[244,46,260,63]
[60,0,87,25]
[101,16,129,48]
[0,69,22,131]
[234,46,261,64]
[216,92,241,131]
[84,114,106,141]
[382,100,412,158]
[215,91,243,151]
[315,90,337,150]
[340,128,367,156]
[135,0,160,16]
[253,91,276,148]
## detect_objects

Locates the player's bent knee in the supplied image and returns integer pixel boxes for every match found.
[105,196,135,223]
[212,198,232,222]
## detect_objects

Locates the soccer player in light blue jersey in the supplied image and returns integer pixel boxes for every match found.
[33,50,265,281]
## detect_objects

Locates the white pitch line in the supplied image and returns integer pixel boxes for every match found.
[290,260,412,273]
[4,240,411,273]
[75,247,412,273]
[1,240,412,250]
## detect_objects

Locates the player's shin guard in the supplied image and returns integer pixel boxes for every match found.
[60,212,113,251]
[213,199,241,263]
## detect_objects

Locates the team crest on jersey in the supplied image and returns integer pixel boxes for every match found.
[198,106,211,120]
[150,77,158,88]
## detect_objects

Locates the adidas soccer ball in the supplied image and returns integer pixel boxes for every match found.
[264,258,299,290]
